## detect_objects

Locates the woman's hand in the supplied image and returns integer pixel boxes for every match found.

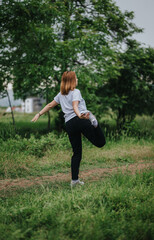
[31,113,40,122]
[79,112,89,119]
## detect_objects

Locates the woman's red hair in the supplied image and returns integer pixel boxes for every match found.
[60,71,76,95]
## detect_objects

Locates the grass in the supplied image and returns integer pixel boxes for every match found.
[0,113,154,239]
[135,115,154,138]
[0,134,153,179]
[0,111,57,139]
[0,111,154,140]
[0,170,153,240]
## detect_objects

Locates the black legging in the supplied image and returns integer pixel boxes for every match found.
[65,116,106,180]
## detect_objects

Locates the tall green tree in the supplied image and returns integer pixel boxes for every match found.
[97,40,154,129]
[0,0,143,130]
[0,0,58,129]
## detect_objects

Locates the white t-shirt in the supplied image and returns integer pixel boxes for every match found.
[54,88,88,122]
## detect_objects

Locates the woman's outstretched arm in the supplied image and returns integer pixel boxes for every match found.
[31,100,58,122]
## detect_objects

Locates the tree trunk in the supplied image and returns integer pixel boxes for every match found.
[6,89,16,127]
[62,0,70,72]
[46,83,51,131]
[54,0,70,132]
[117,107,126,131]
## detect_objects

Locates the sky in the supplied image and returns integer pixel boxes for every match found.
[115,0,154,48]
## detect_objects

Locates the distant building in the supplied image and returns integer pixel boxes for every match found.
[0,90,44,113]
[24,97,42,113]
[4,98,43,113]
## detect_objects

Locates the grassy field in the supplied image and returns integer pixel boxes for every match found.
[0,170,153,240]
[0,134,153,179]
[0,112,154,239]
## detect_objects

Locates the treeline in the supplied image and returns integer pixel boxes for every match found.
[0,0,154,131]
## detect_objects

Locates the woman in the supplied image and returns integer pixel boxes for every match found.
[31,71,106,187]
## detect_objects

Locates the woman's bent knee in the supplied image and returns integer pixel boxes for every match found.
[97,139,106,148]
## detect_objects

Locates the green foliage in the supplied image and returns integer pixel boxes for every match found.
[136,114,154,137]
[0,171,153,239]
[0,112,154,145]
[122,120,152,139]
[0,0,144,132]
[0,123,16,140]
[0,131,71,178]
[0,111,58,140]
[97,40,154,129]
[0,132,70,158]
[0,0,153,133]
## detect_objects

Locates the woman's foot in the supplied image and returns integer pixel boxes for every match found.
[71,179,84,187]
[80,111,98,128]
[89,112,98,128]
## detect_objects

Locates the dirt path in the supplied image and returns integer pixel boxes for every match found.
[0,162,153,192]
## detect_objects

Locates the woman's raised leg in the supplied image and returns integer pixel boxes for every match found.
[80,119,106,148]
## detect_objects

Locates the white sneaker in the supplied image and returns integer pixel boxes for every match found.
[89,112,98,128]
[70,179,84,187]
[80,111,98,128]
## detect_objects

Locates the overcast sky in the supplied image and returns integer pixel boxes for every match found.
[115,0,154,48]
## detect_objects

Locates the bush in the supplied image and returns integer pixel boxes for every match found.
[0,132,71,158]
